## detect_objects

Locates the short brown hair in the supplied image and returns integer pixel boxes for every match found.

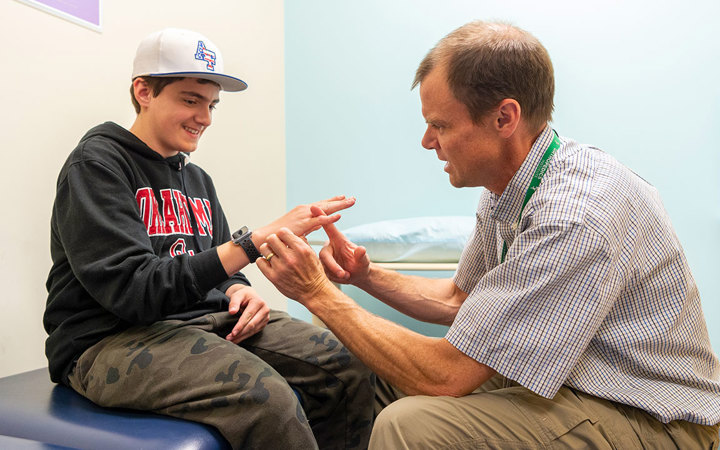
[129,77,221,114]
[413,21,554,131]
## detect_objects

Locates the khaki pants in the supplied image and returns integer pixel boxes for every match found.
[371,375,719,449]
[68,310,375,450]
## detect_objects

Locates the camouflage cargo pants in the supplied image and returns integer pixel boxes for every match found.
[67,310,375,449]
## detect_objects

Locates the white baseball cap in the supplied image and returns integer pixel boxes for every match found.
[132,28,247,92]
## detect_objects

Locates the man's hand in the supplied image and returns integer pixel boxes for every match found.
[257,231,493,398]
[319,222,371,285]
[225,285,270,343]
[217,196,355,278]
[255,196,356,243]
[256,228,336,306]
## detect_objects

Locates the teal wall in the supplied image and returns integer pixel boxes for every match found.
[285,1,720,348]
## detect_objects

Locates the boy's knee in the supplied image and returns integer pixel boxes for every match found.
[260,374,305,414]
[239,376,313,443]
[347,350,374,385]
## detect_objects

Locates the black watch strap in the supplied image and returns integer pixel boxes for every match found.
[231,226,262,263]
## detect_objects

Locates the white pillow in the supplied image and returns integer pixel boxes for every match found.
[341,216,475,263]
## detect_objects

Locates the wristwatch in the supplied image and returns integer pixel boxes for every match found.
[231,226,262,263]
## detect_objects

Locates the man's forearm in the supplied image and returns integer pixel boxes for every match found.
[256,228,494,396]
[352,264,467,326]
[305,283,492,397]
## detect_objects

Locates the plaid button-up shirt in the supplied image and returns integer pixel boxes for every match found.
[448,126,720,425]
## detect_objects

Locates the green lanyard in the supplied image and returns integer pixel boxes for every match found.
[500,132,561,263]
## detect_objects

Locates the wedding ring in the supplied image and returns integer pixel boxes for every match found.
[264,252,275,262]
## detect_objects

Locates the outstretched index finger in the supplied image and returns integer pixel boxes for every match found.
[315,196,356,215]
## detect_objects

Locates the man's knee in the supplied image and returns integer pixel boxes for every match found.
[370,396,432,449]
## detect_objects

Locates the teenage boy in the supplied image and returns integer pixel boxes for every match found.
[43,28,374,450]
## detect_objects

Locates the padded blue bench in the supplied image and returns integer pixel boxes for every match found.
[0,368,230,449]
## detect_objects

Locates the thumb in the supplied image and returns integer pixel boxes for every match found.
[310,205,326,217]
[256,257,272,278]
[353,246,368,264]
[320,243,347,279]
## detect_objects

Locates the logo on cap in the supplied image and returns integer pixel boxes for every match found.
[194,41,217,71]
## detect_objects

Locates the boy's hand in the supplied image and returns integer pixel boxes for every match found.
[225,285,270,343]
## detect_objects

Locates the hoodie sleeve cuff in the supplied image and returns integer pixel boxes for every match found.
[188,247,231,293]
[216,273,251,294]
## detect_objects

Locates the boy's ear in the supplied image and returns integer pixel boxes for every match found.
[133,78,153,108]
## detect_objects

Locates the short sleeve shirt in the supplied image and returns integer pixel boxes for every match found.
[447,126,720,425]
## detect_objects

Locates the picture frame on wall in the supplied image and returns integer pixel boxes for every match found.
[15,0,101,32]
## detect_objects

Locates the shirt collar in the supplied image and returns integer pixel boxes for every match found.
[491,125,556,224]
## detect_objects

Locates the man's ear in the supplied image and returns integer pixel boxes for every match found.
[132,78,153,109]
[494,99,521,138]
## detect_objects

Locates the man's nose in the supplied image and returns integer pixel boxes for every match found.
[421,125,437,150]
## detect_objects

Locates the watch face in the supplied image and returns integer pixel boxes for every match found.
[233,226,249,241]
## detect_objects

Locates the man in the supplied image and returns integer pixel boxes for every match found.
[43,28,374,450]
[257,21,720,448]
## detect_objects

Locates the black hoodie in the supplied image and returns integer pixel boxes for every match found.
[44,122,250,384]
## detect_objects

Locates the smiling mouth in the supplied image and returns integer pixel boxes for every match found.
[184,126,203,136]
